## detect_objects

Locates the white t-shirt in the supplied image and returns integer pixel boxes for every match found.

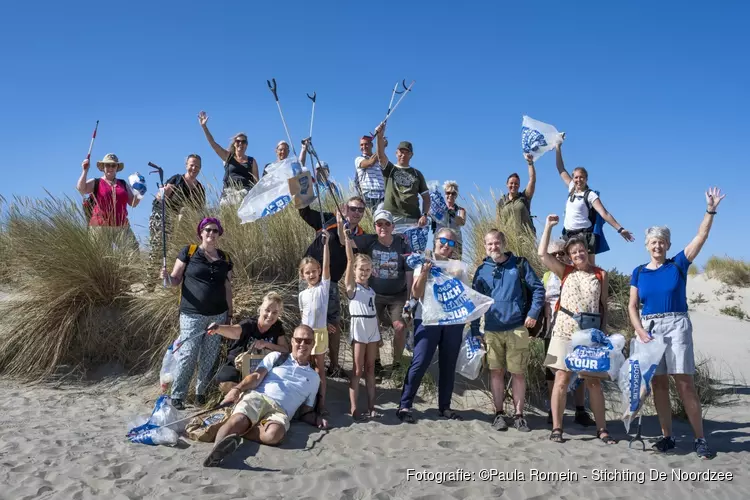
[563,181,599,231]
[354,155,385,197]
[299,278,330,330]
[257,351,320,418]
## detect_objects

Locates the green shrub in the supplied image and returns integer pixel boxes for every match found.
[719,305,748,321]
[705,256,750,287]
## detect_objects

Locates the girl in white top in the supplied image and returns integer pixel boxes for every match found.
[555,139,634,264]
[298,231,331,415]
[344,234,381,420]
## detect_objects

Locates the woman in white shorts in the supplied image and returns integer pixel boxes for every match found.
[628,187,725,460]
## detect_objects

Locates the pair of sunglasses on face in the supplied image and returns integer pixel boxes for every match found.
[437,237,456,247]
[376,221,392,228]
[203,228,220,234]
[235,139,248,145]
[552,251,565,257]
[445,191,457,197]
[347,205,365,213]
[292,337,313,345]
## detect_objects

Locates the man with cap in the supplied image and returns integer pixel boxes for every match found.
[298,195,367,379]
[354,135,386,211]
[352,208,413,372]
[374,122,430,228]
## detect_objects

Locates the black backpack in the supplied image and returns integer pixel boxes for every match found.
[515,256,546,338]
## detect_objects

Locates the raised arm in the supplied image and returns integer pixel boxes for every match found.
[454,207,467,227]
[555,143,573,187]
[524,153,537,199]
[538,215,567,278]
[344,234,357,297]
[375,122,389,167]
[198,111,230,162]
[76,159,95,194]
[684,187,725,262]
[322,231,331,281]
[591,198,634,242]
[411,261,433,300]
[357,154,379,169]
[299,138,309,167]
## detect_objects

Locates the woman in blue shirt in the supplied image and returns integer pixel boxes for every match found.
[628,187,725,460]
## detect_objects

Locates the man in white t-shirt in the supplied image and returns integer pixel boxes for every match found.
[203,325,329,467]
[354,135,386,211]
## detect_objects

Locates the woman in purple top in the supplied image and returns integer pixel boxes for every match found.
[628,187,725,460]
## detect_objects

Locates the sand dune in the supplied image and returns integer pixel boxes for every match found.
[1,276,749,499]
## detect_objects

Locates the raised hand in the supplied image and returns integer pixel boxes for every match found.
[524,153,534,165]
[706,187,726,212]
[374,121,386,136]
[321,230,330,245]
[546,214,560,227]
[82,159,90,171]
[198,111,208,127]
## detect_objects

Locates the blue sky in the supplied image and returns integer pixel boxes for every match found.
[1,1,748,274]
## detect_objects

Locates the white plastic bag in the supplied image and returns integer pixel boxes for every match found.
[427,180,448,224]
[456,329,485,380]
[159,343,176,392]
[521,116,564,161]
[618,336,667,433]
[128,172,147,200]
[394,222,429,253]
[237,156,303,223]
[416,257,494,326]
[564,328,626,380]
[126,395,181,446]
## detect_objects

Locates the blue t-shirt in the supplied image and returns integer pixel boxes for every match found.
[630,250,690,315]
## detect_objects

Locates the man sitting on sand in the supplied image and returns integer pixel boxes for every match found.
[203,325,330,467]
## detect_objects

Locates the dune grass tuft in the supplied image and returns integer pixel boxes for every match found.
[704,256,750,287]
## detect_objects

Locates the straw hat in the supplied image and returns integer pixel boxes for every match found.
[97,153,125,172]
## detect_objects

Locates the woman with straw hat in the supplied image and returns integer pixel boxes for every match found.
[76,153,141,250]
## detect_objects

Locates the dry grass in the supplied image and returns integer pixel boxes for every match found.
[688,263,699,276]
[704,256,750,287]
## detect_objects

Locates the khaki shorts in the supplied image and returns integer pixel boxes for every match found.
[376,293,407,329]
[485,327,530,374]
[232,392,290,431]
[312,327,329,356]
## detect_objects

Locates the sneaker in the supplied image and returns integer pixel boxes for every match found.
[374,359,384,376]
[513,415,530,432]
[172,398,186,410]
[694,438,714,460]
[652,435,676,453]
[547,410,553,425]
[195,395,207,406]
[574,409,596,427]
[492,413,508,431]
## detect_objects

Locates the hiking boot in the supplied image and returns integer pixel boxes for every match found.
[492,413,508,431]
[652,435,676,453]
[694,438,714,460]
[513,415,530,432]
[195,395,207,406]
[172,398,186,410]
[574,409,596,427]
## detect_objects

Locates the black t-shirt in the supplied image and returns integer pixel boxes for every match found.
[299,206,365,283]
[177,245,233,315]
[226,317,285,365]
[353,234,410,296]
[224,156,256,190]
[152,174,206,214]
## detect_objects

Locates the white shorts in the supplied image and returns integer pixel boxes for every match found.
[642,313,695,375]
[350,317,380,344]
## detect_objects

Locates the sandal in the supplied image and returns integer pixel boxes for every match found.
[396,408,416,424]
[597,428,616,445]
[550,428,564,443]
[350,411,368,422]
[439,409,464,421]
[368,409,383,419]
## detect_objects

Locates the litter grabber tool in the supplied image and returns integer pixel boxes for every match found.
[148,161,167,288]
[628,320,655,451]
[267,78,297,156]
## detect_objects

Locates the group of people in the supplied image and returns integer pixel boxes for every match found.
[75,112,724,465]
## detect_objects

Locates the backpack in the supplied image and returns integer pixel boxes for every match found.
[569,188,599,229]
[83,178,127,222]
[515,256,545,338]
[633,258,686,286]
[178,245,232,304]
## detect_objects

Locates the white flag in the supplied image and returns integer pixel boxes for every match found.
[521,116,564,161]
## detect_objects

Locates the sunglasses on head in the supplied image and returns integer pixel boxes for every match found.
[203,227,220,234]
[347,205,365,213]
[235,139,247,144]
[376,220,392,227]
[438,237,456,247]
[292,337,313,345]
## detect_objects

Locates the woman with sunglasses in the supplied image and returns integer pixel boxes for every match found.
[198,111,259,205]
[161,217,233,410]
[433,181,466,259]
[555,141,634,264]
[397,228,467,424]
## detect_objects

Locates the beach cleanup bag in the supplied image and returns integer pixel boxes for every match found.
[618,336,667,433]
[564,328,626,380]
[427,180,448,224]
[395,222,429,253]
[456,329,485,380]
[521,115,564,161]
[126,395,181,446]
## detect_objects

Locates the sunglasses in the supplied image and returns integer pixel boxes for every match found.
[347,205,366,213]
[235,139,248,145]
[552,252,566,257]
[376,221,392,227]
[203,227,220,234]
[438,237,456,247]
[445,191,457,197]
[292,337,314,345]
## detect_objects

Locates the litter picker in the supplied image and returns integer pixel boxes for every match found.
[148,162,167,287]
[266,78,297,156]
[628,320,656,451]
[86,120,99,162]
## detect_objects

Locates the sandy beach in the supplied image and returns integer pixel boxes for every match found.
[1,276,749,500]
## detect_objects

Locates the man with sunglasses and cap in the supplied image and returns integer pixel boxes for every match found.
[351,208,413,373]
[298,195,368,379]
[354,134,386,211]
[374,122,430,228]
[203,324,329,467]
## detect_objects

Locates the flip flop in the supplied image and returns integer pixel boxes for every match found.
[203,434,241,467]
[369,409,383,419]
